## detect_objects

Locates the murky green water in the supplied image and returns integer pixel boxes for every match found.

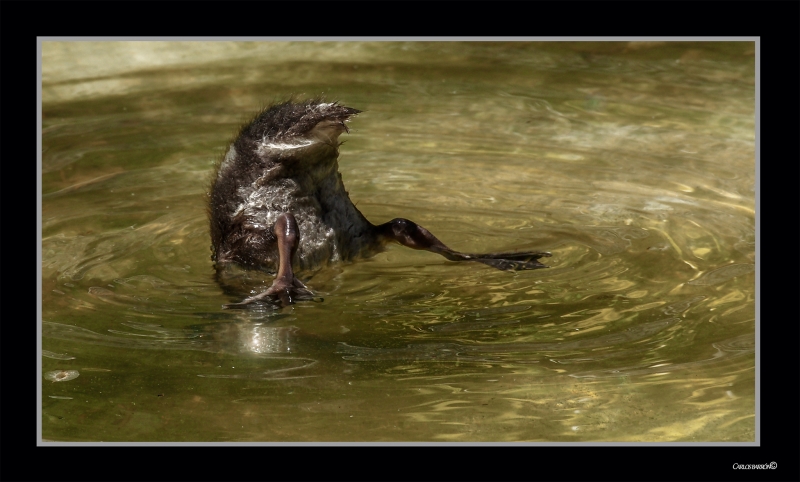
[40,41,756,442]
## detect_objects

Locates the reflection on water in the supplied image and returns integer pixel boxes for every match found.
[44,317,304,355]
[44,319,318,382]
[41,41,755,442]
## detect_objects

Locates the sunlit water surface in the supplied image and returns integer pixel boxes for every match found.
[41,41,755,442]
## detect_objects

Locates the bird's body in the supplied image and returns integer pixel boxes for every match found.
[209,100,377,273]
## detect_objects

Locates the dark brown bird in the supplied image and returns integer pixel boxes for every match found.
[209,98,551,307]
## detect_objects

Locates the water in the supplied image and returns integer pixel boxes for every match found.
[40,41,756,442]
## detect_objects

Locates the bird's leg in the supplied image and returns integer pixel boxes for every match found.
[223,213,313,308]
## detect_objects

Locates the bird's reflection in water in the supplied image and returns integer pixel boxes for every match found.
[193,321,320,380]
[243,322,292,354]
[194,319,298,355]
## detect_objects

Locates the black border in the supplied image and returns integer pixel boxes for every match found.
[3,1,798,482]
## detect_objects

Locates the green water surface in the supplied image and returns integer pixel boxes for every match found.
[41,41,756,442]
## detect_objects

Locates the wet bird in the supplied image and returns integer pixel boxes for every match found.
[209,98,551,307]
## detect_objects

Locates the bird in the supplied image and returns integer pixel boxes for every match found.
[208,98,551,308]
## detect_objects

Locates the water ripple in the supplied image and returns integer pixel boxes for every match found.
[337,316,679,362]
[569,333,754,379]
[687,263,755,286]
